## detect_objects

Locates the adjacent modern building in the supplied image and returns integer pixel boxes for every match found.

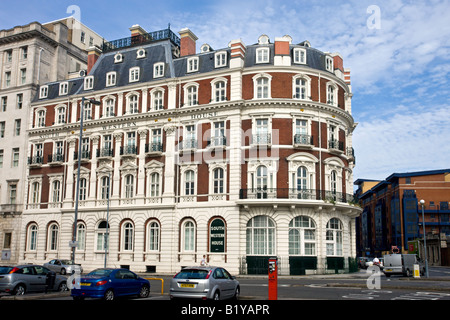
[355,169,450,265]
[0,18,103,264]
[20,25,361,275]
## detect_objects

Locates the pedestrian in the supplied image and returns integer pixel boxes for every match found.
[201,255,207,266]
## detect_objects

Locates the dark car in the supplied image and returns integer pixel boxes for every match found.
[0,265,67,295]
[170,266,240,300]
[71,268,150,300]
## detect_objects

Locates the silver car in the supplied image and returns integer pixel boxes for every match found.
[170,266,240,300]
[44,259,83,275]
[0,265,68,295]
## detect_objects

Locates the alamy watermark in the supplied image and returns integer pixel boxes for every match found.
[367,5,381,29]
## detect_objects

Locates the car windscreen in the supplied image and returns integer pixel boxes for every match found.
[0,266,14,274]
[174,269,210,279]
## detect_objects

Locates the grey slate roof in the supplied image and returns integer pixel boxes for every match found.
[33,38,334,103]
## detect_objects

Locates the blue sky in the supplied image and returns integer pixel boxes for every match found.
[1,0,450,182]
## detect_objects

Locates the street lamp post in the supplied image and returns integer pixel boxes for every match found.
[419,199,429,278]
[71,97,101,264]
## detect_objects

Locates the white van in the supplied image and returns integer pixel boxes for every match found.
[383,254,425,277]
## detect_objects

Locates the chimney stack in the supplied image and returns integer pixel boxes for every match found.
[179,28,198,57]
[87,45,102,74]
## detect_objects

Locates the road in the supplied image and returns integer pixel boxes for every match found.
[12,266,448,301]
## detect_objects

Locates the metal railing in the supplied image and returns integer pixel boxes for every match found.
[239,188,358,204]
[102,27,180,53]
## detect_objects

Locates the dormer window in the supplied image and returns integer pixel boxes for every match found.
[214,51,227,68]
[129,67,140,82]
[136,48,146,59]
[106,72,116,87]
[59,82,68,95]
[39,86,48,99]
[114,53,123,63]
[84,76,94,90]
[325,56,334,72]
[293,48,307,64]
[256,47,269,64]
[154,62,165,78]
[187,57,199,73]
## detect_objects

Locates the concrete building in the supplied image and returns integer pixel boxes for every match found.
[0,18,103,264]
[355,169,450,265]
[21,25,361,275]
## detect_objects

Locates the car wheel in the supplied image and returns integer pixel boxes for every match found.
[405,269,411,277]
[13,284,26,295]
[138,285,150,298]
[104,289,115,301]
[233,287,240,300]
[213,291,220,300]
[61,268,66,275]
[58,281,68,292]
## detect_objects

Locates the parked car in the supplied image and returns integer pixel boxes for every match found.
[170,266,240,300]
[365,259,373,269]
[357,257,369,268]
[44,259,83,275]
[70,268,150,300]
[0,265,68,295]
[383,254,425,277]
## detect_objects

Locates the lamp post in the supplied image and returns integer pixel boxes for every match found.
[71,97,101,264]
[419,199,429,278]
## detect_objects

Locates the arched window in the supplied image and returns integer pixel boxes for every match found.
[28,224,38,251]
[128,94,139,114]
[56,106,66,124]
[30,181,40,204]
[122,221,134,251]
[47,223,59,251]
[246,216,275,255]
[255,77,269,99]
[214,81,226,102]
[256,165,268,198]
[36,110,45,127]
[51,180,61,203]
[330,170,337,195]
[182,220,196,252]
[104,99,115,117]
[77,223,86,250]
[326,218,343,256]
[186,85,198,106]
[79,178,87,201]
[147,220,160,251]
[289,216,316,255]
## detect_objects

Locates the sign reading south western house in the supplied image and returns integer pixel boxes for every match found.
[210,219,225,252]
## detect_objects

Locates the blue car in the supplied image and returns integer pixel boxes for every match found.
[71,268,150,300]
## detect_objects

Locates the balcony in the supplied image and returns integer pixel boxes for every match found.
[251,133,271,147]
[239,188,358,204]
[28,156,43,167]
[328,139,344,153]
[73,151,91,161]
[48,153,64,165]
[120,145,138,157]
[97,148,114,159]
[178,139,197,152]
[207,136,227,149]
[145,142,163,156]
[101,27,180,53]
[294,134,314,148]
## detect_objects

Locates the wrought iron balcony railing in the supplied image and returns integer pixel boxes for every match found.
[97,148,114,158]
[28,156,43,165]
[145,142,163,153]
[239,188,358,204]
[252,133,271,145]
[120,145,138,156]
[48,153,64,163]
[179,139,197,151]
[73,151,91,160]
[328,139,344,152]
[207,136,227,148]
[294,134,313,146]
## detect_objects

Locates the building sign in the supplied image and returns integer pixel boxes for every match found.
[210,218,225,253]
